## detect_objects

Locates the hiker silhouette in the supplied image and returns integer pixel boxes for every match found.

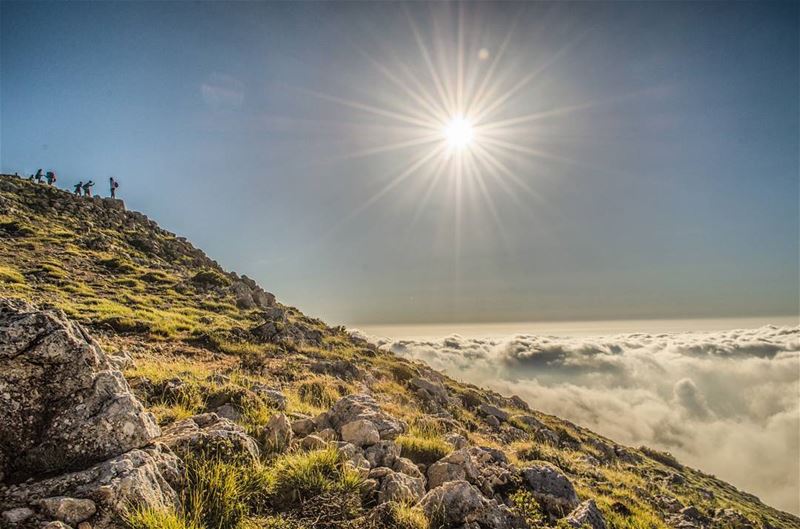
[82,180,95,197]
[73,182,83,195]
[109,177,119,198]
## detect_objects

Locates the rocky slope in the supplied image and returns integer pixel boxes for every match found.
[1,173,797,529]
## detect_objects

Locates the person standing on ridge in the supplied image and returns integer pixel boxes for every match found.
[45,171,56,186]
[35,169,44,184]
[82,180,95,197]
[73,181,83,195]
[109,177,119,198]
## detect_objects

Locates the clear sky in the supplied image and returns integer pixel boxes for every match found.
[2,1,797,325]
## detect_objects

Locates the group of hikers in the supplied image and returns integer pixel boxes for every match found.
[25,168,120,198]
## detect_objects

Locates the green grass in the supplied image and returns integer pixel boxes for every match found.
[263,447,363,509]
[395,422,453,466]
[0,264,25,284]
[126,507,200,529]
[296,377,342,409]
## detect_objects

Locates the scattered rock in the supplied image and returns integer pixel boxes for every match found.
[427,448,479,490]
[250,385,287,411]
[365,441,400,469]
[328,394,406,440]
[478,404,509,422]
[341,419,380,447]
[291,418,316,437]
[42,522,73,529]
[522,463,580,517]
[0,446,180,529]
[566,499,606,529]
[158,412,259,462]
[38,497,96,526]
[418,480,524,529]
[378,471,425,504]
[2,507,34,524]
[261,413,292,451]
[300,435,327,451]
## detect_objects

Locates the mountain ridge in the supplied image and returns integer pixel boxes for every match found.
[1,173,797,529]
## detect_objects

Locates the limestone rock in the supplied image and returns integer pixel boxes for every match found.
[328,394,406,440]
[566,499,606,529]
[522,463,580,516]
[1,507,34,524]
[299,435,327,451]
[250,385,287,411]
[418,480,525,529]
[38,497,96,526]
[479,404,509,423]
[341,419,380,447]
[0,300,159,481]
[158,412,259,462]
[261,413,292,451]
[427,448,479,490]
[364,441,400,469]
[291,418,316,437]
[378,471,425,504]
[0,445,180,529]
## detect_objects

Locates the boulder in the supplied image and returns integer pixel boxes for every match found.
[341,419,380,447]
[1,507,34,524]
[261,413,292,451]
[479,404,509,423]
[328,394,406,440]
[566,499,606,529]
[392,457,424,480]
[418,480,524,529]
[409,378,448,400]
[0,445,181,529]
[250,385,287,411]
[158,413,259,462]
[364,441,400,469]
[427,449,479,490]
[38,497,96,526]
[378,472,425,504]
[0,300,160,481]
[299,435,328,451]
[522,463,580,516]
[291,418,316,437]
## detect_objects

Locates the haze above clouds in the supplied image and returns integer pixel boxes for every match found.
[363,325,800,515]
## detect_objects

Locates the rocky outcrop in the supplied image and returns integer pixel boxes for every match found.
[566,499,606,529]
[0,445,180,529]
[325,394,406,440]
[0,299,159,481]
[522,463,580,517]
[418,480,525,529]
[158,413,259,462]
[0,300,180,529]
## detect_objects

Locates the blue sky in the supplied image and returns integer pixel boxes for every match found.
[2,1,797,325]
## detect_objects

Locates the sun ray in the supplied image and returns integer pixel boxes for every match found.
[405,6,457,117]
[471,33,586,124]
[300,87,438,130]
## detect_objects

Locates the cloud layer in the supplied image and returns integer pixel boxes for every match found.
[366,325,800,515]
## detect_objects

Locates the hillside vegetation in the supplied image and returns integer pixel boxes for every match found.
[1,173,797,529]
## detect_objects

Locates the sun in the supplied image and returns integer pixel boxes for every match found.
[443,116,474,150]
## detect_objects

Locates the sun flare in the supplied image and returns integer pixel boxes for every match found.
[443,116,474,150]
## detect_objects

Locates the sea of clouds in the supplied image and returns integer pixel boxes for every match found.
[361,325,800,515]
